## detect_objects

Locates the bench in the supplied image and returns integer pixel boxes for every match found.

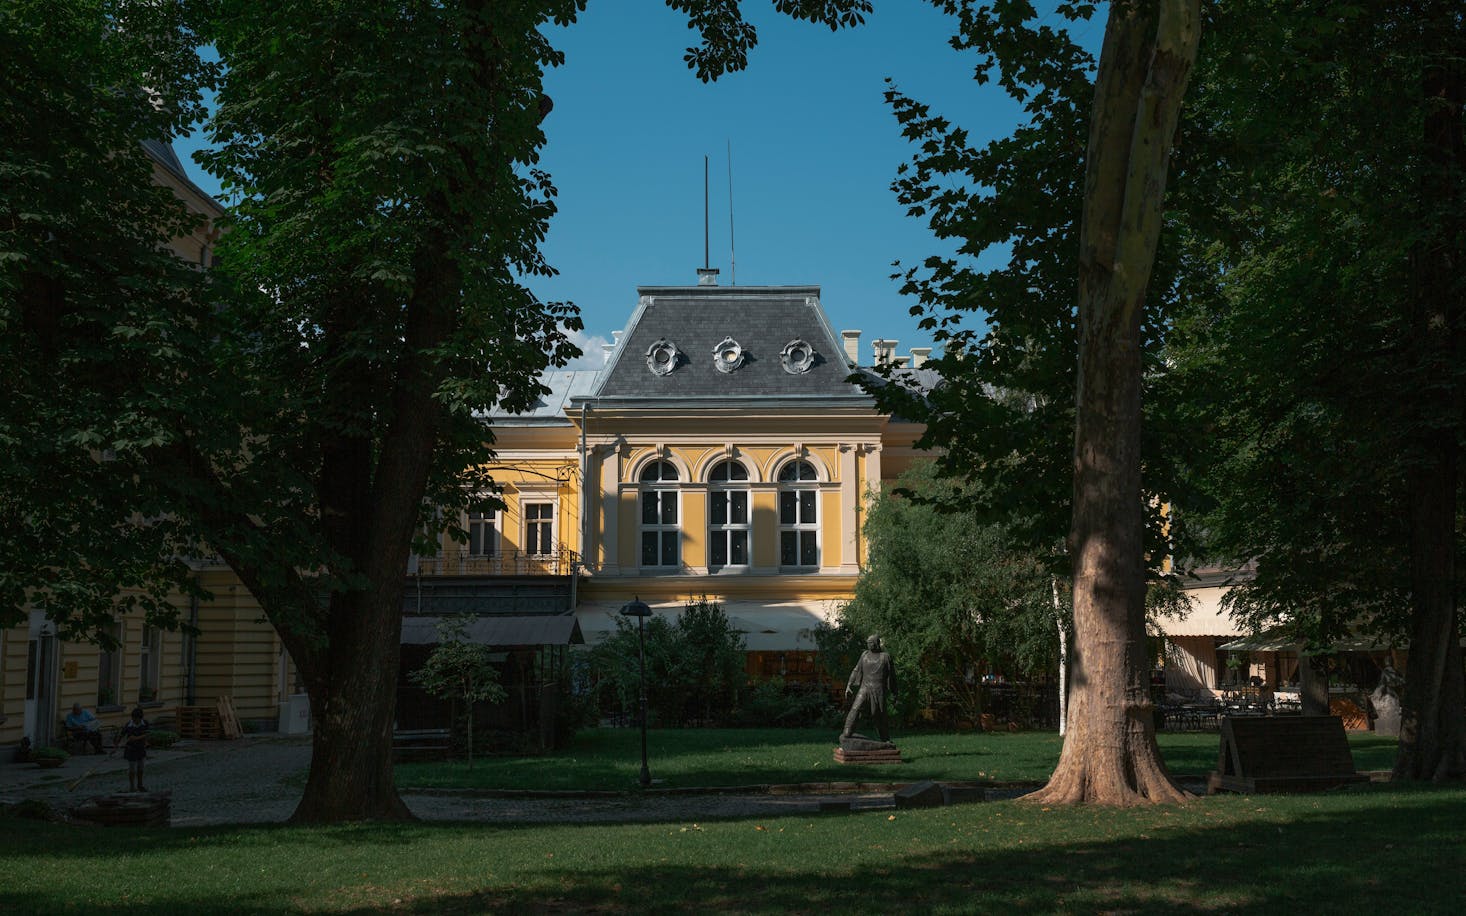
[58,721,107,755]
[1208,715,1369,794]
[392,728,452,761]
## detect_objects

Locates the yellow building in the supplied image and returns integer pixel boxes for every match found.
[419,275,934,682]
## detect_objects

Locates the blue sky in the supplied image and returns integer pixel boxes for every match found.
[178,3,1100,369]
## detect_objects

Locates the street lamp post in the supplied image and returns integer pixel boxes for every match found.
[620,597,652,788]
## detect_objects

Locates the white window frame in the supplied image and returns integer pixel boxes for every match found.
[97,622,123,708]
[708,460,751,570]
[467,505,499,558]
[639,460,681,569]
[778,459,820,569]
[524,501,555,557]
[138,624,162,703]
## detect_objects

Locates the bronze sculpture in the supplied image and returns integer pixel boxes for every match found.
[842,634,897,742]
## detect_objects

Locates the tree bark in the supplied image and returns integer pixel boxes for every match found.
[1027,0,1199,806]
[1394,32,1466,782]
[292,589,415,821]
[1299,654,1330,717]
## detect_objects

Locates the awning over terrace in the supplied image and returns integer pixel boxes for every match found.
[1217,632,1404,654]
[575,600,840,651]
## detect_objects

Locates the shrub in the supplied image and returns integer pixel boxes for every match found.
[590,597,747,727]
[735,678,833,727]
[32,746,69,762]
[147,729,179,749]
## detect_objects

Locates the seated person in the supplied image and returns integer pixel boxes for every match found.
[64,703,105,754]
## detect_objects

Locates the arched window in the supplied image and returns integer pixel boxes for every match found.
[777,459,819,568]
[708,460,750,569]
[640,460,680,568]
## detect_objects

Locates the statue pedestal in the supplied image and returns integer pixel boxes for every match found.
[835,735,903,765]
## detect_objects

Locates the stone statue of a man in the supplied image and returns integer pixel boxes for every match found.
[842,634,897,742]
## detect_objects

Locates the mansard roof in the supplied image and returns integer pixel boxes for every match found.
[583,284,872,406]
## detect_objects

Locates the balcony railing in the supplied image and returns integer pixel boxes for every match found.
[412,546,579,577]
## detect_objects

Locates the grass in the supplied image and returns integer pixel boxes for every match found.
[6,783,1464,913]
[395,728,1403,792]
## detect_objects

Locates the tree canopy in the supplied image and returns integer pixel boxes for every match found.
[3,0,875,822]
[1163,0,1466,779]
[1,0,218,641]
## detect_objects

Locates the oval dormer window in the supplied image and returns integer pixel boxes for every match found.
[646,338,680,376]
[713,337,745,373]
[781,339,816,375]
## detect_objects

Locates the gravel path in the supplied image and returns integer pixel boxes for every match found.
[1,736,905,827]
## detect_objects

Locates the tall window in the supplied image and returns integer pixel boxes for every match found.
[97,623,122,708]
[708,460,750,569]
[640,460,680,568]
[468,506,498,557]
[138,625,162,703]
[524,503,554,556]
[778,459,820,568]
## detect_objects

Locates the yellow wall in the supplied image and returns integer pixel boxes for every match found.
[0,572,293,746]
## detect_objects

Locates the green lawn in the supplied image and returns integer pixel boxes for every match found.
[396,728,1403,792]
[6,783,1464,913]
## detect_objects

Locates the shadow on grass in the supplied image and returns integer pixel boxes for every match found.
[353,788,1466,914]
[6,785,1463,914]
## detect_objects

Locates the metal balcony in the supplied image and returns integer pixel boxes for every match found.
[410,546,579,578]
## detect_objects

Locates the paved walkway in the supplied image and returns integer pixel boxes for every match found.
[0,736,906,827]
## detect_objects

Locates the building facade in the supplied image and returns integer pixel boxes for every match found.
[413,279,934,681]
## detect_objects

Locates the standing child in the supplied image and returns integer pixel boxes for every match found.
[119,706,150,792]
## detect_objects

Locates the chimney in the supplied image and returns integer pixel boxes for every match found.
[601,342,615,362]
[893,356,911,369]
[910,347,932,369]
[612,331,623,347]
[872,338,897,365]
[697,267,720,286]
[840,330,862,365]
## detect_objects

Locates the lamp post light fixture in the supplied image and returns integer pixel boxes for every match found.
[620,596,653,788]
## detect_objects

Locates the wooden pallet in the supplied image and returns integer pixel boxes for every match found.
[174,705,220,740]
[216,695,244,739]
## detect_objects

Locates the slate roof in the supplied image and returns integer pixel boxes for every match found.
[140,138,226,218]
[495,369,601,424]
[586,285,873,406]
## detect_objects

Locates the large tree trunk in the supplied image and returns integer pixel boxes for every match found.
[1027,0,1199,806]
[1395,34,1466,782]
[1299,654,1330,717]
[293,590,414,822]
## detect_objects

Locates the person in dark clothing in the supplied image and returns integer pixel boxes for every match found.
[119,706,150,792]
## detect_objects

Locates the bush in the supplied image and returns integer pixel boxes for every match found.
[590,597,747,727]
[147,729,179,749]
[735,679,834,727]
[32,746,69,762]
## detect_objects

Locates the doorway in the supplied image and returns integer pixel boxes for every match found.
[23,610,59,748]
